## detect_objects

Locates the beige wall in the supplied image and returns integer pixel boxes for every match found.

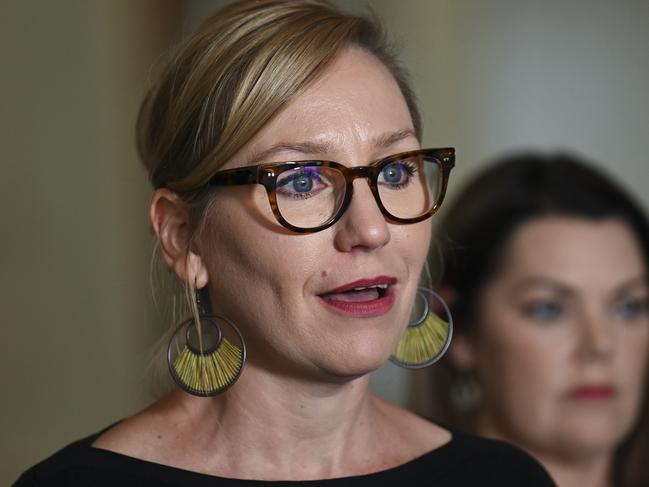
[365,0,649,209]
[0,1,180,483]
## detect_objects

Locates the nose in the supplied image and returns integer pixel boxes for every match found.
[577,311,614,361]
[333,179,390,252]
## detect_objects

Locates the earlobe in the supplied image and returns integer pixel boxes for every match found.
[449,333,477,370]
[150,189,209,288]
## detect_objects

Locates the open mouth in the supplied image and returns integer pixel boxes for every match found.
[317,277,397,317]
[320,283,389,303]
[318,276,397,318]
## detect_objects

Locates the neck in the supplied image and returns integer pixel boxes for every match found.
[476,418,614,487]
[168,363,396,480]
[531,451,613,487]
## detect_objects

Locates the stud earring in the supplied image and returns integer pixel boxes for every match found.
[167,292,246,396]
[390,287,453,369]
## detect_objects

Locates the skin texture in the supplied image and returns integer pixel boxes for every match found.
[452,216,649,487]
[199,49,431,382]
[94,47,450,480]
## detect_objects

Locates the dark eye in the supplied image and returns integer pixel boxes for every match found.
[524,301,564,322]
[615,298,649,321]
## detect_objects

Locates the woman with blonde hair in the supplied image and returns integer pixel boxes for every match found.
[16,1,554,485]
[432,153,649,487]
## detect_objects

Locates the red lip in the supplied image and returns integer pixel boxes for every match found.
[569,385,616,400]
[318,276,397,318]
[322,276,398,294]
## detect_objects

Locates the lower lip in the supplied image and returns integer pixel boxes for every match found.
[318,288,396,317]
[569,387,615,400]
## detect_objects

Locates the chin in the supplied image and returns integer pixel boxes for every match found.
[547,422,628,460]
[317,343,394,381]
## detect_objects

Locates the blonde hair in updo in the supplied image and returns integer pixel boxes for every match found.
[138,0,422,391]
[137,0,420,196]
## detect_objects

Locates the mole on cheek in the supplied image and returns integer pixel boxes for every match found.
[321,270,328,278]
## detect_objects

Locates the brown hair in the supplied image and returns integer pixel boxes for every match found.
[431,152,649,487]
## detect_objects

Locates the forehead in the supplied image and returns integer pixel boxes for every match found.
[228,47,416,168]
[500,216,646,289]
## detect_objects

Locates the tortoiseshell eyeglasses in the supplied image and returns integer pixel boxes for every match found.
[208,147,455,233]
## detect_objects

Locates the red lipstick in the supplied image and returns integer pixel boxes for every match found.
[318,276,397,317]
[569,385,616,400]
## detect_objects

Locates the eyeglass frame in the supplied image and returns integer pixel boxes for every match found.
[207,147,455,234]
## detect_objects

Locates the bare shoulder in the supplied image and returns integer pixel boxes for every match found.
[372,395,451,455]
[92,393,182,461]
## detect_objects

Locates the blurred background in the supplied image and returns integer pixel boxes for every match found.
[2,0,648,483]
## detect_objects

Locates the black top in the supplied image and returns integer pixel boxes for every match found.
[14,426,555,486]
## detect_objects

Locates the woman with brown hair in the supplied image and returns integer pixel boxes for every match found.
[432,152,649,487]
[16,2,553,485]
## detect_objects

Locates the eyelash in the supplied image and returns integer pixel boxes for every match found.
[520,296,649,325]
[276,171,329,199]
[377,161,418,189]
[614,297,649,321]
[522,300,564,323]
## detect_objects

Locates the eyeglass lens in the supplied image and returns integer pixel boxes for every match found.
[274,155,442,229]
[276,166,347,229]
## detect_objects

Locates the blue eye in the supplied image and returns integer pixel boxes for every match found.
[291,173,313,192]
[378,161,416,188]
[524,301,564,322]
[614,298,649,321]
[382,164,404,183]
[276,168,328,199]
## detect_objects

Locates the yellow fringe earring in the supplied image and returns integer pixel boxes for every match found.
[167,314,246,396]
[390,288,453,369]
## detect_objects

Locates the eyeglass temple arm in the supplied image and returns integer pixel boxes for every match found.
[208,167,259,187]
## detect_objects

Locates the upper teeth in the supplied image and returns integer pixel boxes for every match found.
[352,284,388,291]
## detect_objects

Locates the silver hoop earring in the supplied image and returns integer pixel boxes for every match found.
[167,312,247,396]
[390,287,453,369]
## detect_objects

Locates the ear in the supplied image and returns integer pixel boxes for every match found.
[435,285,457,309]
[149,188,209,289]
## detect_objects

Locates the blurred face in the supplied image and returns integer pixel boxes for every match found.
[198,48,431,381]
[469,217,649,461]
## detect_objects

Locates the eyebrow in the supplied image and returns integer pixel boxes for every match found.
[514,277,576,297]
[372,128,419,149]
[244,128,418,165]
[514,275,649,299]
[612,276,649,297]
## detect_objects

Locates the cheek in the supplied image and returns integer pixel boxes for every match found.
[619,325,649,404]
[396,219,432,270]
[474,303,565,418]
[199,197,322,318]
[203,230,279,324]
